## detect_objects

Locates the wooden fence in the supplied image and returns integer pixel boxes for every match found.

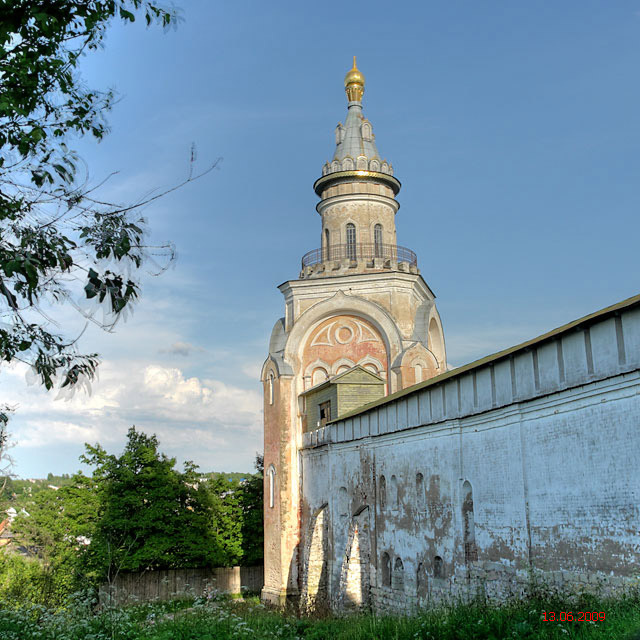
[99,565,263,606]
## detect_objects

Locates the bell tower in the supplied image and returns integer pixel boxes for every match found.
[261,59,447,605]
[302,57,410,280]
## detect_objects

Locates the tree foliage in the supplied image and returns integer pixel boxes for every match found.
[239,454,263,566]
[206,454,264,567]
[5,429,263,606]
[81,427,220,579]
[11,473,98,603]
[0,1,214,393]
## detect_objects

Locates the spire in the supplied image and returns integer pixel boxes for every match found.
[319,58,394,182]
[344,56,365,102]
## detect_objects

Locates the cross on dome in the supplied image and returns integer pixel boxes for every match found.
[321,58,394,179]
[344,56,365,102]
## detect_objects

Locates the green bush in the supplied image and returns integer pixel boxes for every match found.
[0,591,639,640]
[0,551,84,609]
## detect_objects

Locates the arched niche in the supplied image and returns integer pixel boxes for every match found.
[267,464,276,509]
[462,480,478,563]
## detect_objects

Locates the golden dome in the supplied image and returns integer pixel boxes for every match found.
[344,56,365,102]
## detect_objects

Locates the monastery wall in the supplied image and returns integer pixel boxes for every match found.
[299,298,640,612]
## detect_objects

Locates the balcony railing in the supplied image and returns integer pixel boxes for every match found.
[301,242,417,268]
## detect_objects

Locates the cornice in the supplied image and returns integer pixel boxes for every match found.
[313,170,401,197]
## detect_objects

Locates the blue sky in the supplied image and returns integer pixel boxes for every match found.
[3,1,640,478]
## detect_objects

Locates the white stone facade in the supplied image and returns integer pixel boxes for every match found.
[299,296,640,612]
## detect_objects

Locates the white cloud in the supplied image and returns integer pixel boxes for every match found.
[1,359,263,475]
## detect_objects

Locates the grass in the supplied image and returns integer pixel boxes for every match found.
[0,589,639,639]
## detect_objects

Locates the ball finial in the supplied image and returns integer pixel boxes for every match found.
[344,56,365,102]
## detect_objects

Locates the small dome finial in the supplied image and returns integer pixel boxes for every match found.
[344,56,365,102]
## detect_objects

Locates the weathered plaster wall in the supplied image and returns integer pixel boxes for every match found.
[300,300,640,612]
[262,275,446,605]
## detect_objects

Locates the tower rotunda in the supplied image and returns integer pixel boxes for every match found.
[261,59,447,605]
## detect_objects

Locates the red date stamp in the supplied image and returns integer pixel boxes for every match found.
[543,611,605,622]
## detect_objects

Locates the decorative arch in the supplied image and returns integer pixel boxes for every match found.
[369,158,380,172]
[356,155,368,170]
[260,355,280,382]
[427,314,446,368]
[284,291,404,374]
[399,344,439,387]
[304,358,331,389]
[312,367,329,386]
[331,357,356,376]
[356,354,385,378]
[342,156,354,171]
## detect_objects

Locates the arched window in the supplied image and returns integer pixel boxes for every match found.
[414,364,423,384]
[268,372,274,405]
[381,552,391,586]
[268,465,276,509]
[462,481,478,563]
[374,224,383,257]
[379,475,387,511]
[324,228,330,260]
[346,223,356,260]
